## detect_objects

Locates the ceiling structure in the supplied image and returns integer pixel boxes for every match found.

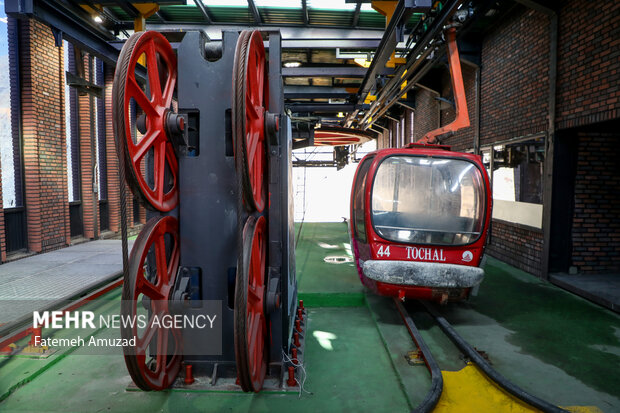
[6,0,522,151]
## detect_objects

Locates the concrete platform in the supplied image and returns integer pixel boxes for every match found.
[0,240,133,326]
[550,273,620,313]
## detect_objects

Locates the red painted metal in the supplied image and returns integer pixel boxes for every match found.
[184,364,195,385]
[116,31,179,211]
[233,30,268,212]
[246,215,267,390]
[295,319,302,333]
[234,215,268,392]
[0,278,124,353]
[416,27,469,145]
[121,215,182,390]
[29,327,42,346]
[287,366,297,387]
[299,300,304,310]
[349,145,492,303]
[297,308,303,321]
[291,347,298,364]
[293,332,301,348]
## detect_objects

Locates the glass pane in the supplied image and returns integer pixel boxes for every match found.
[491,138,544,204]
[1,13,15,208]
[64,41,77,202]
[352,156,373,241]
[371,156,485,245]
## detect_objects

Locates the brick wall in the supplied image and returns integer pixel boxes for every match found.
[487,220,544,276]
[479,7,550,145]
[412,88,439,142]
[556,0,620,130]
[571,131,620,273]
[0,17,144,260]
[19,19,70,252]
[78,54,97,239]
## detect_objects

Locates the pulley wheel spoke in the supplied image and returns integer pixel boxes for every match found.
[113,31,179,212]
[120,216,182,391]
[234,216,268,392]
[232,30,268,213]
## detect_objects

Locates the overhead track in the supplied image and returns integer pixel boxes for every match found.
[345,0,463,128]
[282,66,369,78]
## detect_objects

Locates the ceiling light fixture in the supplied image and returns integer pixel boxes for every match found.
[283,61,302,68]
[93,15,103,23]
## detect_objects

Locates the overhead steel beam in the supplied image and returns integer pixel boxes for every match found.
[281,38,384,49]
[355,0,413,100]
[248,0,261,25]
[6,0,119,65]
[284,86,355,99]
[145,25,383,41]
[282,66,368,78]
[293,160,338,167]
[301,0,309,26]
[192,0,213,24]
[288,104,369,113]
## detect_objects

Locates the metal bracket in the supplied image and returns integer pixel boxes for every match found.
[265,112,280,146]
[51,27,62,47]
[265,269,281,314]
[65,71,103,97]
[171,267,202,313]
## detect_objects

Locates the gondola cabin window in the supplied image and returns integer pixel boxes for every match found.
[371,156,486,245]
[352,156,374,241]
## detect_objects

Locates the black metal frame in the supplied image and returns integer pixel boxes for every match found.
[172,30,296,377]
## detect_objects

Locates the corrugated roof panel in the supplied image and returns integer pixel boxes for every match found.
[259,7,304,25]
[111,4,386,29]
[357,10,385,28]
[308,9,354,26]
[208,6,253,24]
[155,5,205,23]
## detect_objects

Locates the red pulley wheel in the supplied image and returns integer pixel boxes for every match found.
[232,30,268,213]
[234,215,268,392]
[120,215,182,390]
[113,31,179,212]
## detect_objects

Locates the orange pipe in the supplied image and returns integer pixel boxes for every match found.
[417,27,469,145]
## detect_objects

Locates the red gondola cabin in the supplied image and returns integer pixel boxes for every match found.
[350,144,492,303]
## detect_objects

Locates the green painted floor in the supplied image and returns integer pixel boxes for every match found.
[0,222,619,412]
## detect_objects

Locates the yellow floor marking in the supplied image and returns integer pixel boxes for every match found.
[432,364,602,413]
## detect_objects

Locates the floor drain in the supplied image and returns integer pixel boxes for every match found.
[324,256,353,264]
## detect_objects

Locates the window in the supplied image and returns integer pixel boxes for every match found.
[94,57,107,201]
[492,138,544,204]
[352,156,374,241]
[371,156,486,245]
[482,137,545,228]
[1,15,23,209]
[64,41,81,203]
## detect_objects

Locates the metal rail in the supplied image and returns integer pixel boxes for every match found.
[419,301,570,413]
[393,298,443,413]
[0,277,123,351]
